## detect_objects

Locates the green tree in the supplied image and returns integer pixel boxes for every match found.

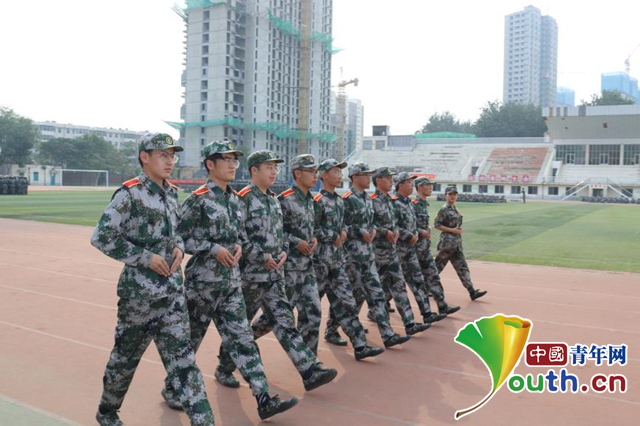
[417,111,475,134]
[0,107,40,166]
[581,90,635,106]
[474,101,547,137]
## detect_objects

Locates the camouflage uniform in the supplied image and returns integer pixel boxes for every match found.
[339,163,401,343]
[412,177,454,313]
[252,155,322,354]
[91,133,214,426]
[434,187,477,295]
[218,151,323,379]
[390,174,435,318]
[369,168,418,328]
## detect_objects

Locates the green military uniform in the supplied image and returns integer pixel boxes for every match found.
[412,177,459,315]
[434,186,487,300]
[91,133,214,426]
[218,150,337,391]
[340,162,410,348]
[252,155,322,354]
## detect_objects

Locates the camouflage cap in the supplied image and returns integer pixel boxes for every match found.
[138,132,183,153]
[393,171,417,186]
[444,185,459,195]
[414,176,435,188]
[318,158,348,174]
[202,140,244,158]
[348,161,374,177]
[247,150,284,169]
[290,154,318,170]
[372,167,397,180]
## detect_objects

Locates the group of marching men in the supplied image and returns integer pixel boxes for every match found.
[90,133,487,426]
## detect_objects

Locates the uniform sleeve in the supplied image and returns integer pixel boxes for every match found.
[314,200,339,243]
[434,207,447,229]
[90,188,154,267]
[372,201,390,240]
[395,203,415,241]
[413,203,429,234]
[178,195,218,256]
[280,197,302,248]
[343,197,367,239]
[241,198,270,264]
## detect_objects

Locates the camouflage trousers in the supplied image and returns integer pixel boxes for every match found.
[336,258,396,341]
[375,252,416,327]
[252,270,321,354]
[99,293,214,426]
[435,247,475,294]
[417,241,449,312]
[396,245,434,316]
[218,279,319,376]
[315,260,368,349]
[164,281,269,396]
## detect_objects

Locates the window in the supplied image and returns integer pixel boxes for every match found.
[511,185,521,194]
[363,140,372,150]
[555,145,586,164]
[548,187,559,195]
[433,184,442,192]
[479,185,488,194]
[623,144,640,165]
[528,186,538,195]
[463,185,472,193]
[33,172,39,182]
[589,144,620,165]
[494,185,504,194]
[202,57,209,66]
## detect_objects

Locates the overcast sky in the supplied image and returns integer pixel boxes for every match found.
[1,0,639,138]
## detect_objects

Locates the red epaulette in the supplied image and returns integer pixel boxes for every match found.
[123,178,141,188]
[313,193,323,202]
[238,186,252,197]
[412,199,419,204]
[369,193,378,200]
[232,189,239,196]
[391,195,399,200]
[192,185,210,195]
[342,191,353,199]
[280,188,295,198]
[167,180,178,189]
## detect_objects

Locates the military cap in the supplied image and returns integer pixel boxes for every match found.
[444,186,459,195]
[414,176,435,188]
[393,171,417,186]
[290,154,318,170]
[348,162,374,177]
[202,140,244,158]
[372,167,396,180]
[247,150,284,169]
[318,158,348,174]
[138,132,183,153]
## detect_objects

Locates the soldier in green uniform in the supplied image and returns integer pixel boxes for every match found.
[434,186,488,301]
[391,172,448,324]
[216,150,337,392]
[313,158,385,359]
[369,167,431,335]
[160,141,298,420]
[412,177,460,316]
[340,162,412,348]
[91,133,215,426]
[252,154,322,354]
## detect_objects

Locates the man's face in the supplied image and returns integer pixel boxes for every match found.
[352,173,371,188]
[253,161,279,187]
[418,184,433,197]
[209,153,238,183]
[295,167,318,189]
[397,180,414,197]
[376,175,393,193]
[140,148,177,180]
[446,192,458,203]
[322,167,343,187]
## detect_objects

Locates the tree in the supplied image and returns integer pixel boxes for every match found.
[474,101,547,137]
[581,90,635,106]
[417,111,475,134]
[0,107,40,166]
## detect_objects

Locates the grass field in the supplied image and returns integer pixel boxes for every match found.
[1,190,639,273]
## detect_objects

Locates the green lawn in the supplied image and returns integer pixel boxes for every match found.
[1,191,639,273]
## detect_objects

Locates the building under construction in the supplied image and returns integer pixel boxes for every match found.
[170,0,335,174]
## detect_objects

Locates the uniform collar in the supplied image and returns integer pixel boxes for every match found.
[350,186,368,198]
[140,172,168,194]
[292,184,313,201]
[320,188,337,199]
[205,179,234,196]
[249,182,276,197]
[375,189,390,199]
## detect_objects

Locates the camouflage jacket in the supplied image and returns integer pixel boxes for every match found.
[412,196,433,253]
[238,183,286,282]
[343,187,376,263]
[178,179,244,287]
[391,193,419,254]
[90,173,185,300]
[279,185,315,271]
[313,188,347,264]
[370,189,398,257]
[434,203,463,251]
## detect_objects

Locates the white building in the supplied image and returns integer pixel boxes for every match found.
[36,121,147,149]
[330,91,364,158]
[503,5,558,107]
[173,0,334,175]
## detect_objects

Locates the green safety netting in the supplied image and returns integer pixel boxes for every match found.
[165,118,337,143]
[415,132,476,139]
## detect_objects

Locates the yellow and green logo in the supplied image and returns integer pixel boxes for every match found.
[454,314,532,420]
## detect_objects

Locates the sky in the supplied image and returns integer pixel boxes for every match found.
[1,0,639,138]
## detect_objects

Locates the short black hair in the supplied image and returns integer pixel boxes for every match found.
[203,153,224,172]
[249,163,262,177]
[138,150,153,168]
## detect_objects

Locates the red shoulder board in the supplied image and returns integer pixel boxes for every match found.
[123,178,141,188]
[342,191,353,199]
[232,189,239,196]
[391,195,399,200]
[280,188,295,198]
[412,199,419,204]
[167,181,178,189]
[369,193,378,200]
[192,185,210,195]
[238,186,252,197]
[313,193,323,202]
